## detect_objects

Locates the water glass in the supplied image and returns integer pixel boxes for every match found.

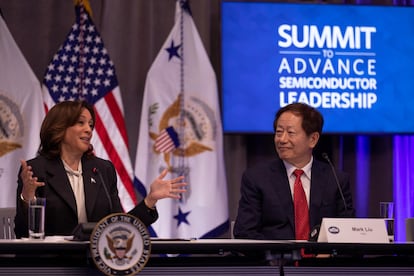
[28,197,46,239]
[380,201,394,242]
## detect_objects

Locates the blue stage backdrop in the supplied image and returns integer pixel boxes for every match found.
[222,1,414,242]
[222,2,414,134]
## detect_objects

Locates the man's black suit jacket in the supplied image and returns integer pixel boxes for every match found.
[14,155,158,238]
[233,157,355,240]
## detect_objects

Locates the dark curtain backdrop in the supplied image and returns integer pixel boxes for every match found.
[1,0,413,238]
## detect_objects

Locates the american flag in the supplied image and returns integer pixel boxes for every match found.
[42,2,137,211]
[154,126,180,153]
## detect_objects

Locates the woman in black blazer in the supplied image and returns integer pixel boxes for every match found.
[15,100,186,238]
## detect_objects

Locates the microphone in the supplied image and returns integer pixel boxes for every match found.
[308,224,320,242]
[92,167,113,213]
[37,176,46,198]
[321,153,348,212]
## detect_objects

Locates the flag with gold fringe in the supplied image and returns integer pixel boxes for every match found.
[42,0,137,211]
[135,0,229,238]
[0,15,45,207]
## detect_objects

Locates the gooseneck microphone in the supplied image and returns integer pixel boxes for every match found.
[322,152,348,212]
[92,167,113,213]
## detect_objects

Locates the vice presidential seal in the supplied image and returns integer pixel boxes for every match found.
[90,213,151,275]
[0,94,24,157]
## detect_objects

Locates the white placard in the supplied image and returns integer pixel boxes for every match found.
[317,218,389,243]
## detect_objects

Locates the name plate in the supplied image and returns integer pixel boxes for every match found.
[317,218,389,243]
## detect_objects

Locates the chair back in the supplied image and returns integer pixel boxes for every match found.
[0,207,16,239]
[406,217,414,242]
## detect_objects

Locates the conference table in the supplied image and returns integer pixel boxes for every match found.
[0,237,414,275]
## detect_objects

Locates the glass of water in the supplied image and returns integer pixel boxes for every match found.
[28,197,46,239]
[380,201,394,242]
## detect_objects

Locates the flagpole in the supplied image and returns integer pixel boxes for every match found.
[78,2,86,99]
[178,0,187,202]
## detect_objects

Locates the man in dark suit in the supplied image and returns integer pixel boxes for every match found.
[233,102,355,240]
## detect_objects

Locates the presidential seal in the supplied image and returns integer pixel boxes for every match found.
[90,213,151,275]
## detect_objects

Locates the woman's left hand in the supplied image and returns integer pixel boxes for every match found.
[144,168,187,208]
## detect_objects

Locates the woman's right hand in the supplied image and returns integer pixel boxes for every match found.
[19,160,45,202]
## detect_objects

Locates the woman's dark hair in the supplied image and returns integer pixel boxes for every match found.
[38,100,95,159]
[273,102,324,136]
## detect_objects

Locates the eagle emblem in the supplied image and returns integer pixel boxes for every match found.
[149,94,216,169]
[90,213,151,275]
[0,94,24,157]
[104,226,136,265]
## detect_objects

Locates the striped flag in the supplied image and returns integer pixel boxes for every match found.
[0,15,45,208]
[135,0,229,239]
[42,1,137,211]
[154,127,180,153]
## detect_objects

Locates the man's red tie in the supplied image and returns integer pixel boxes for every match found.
[293,169,309,240]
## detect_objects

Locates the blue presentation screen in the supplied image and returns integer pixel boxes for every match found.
[221,2,414,134]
